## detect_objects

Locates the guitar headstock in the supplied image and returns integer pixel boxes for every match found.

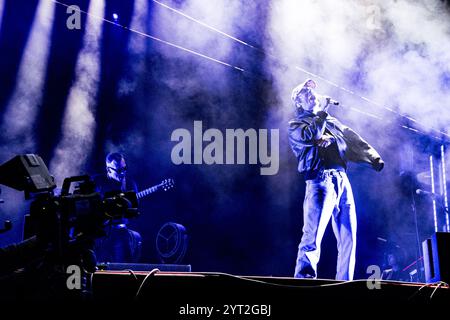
[159,178,175,191]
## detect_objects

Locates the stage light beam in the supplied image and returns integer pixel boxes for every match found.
[0,0,55,158]
[430,155,438,233]
[441,145,449,232]
[117,0,147,97]
[49,0,105,186]
[0,0,5,33]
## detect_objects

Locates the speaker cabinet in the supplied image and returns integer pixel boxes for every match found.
[422,232,450,283]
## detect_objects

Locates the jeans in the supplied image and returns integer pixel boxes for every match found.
[294,169,357,280]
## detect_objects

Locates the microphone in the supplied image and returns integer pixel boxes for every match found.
[415,189,441,200]
[320,95,339,107]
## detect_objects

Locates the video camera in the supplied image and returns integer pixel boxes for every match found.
[0,154,141,299]
[0,154,139,261]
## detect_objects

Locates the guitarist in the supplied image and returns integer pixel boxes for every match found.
[92,152,142,264]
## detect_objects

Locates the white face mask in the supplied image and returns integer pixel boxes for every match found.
[106,159,127,182]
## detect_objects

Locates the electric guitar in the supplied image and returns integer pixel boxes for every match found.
[136,178,175,200]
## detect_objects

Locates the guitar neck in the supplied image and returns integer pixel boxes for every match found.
[137,185,160,199]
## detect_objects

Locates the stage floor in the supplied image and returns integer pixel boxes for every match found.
[92,270,450,310]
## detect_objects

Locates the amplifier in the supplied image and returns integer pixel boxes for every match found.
[422,232,450,283]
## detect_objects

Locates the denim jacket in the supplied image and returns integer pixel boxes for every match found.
[288,110,384,174]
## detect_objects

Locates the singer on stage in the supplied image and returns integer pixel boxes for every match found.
[288,79,384,280]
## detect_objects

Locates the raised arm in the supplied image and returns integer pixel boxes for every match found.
[288,111,328,146]
[342,126,384,171]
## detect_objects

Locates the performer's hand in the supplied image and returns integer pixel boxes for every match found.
[317,134,334,148]
[320,96,332,112]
